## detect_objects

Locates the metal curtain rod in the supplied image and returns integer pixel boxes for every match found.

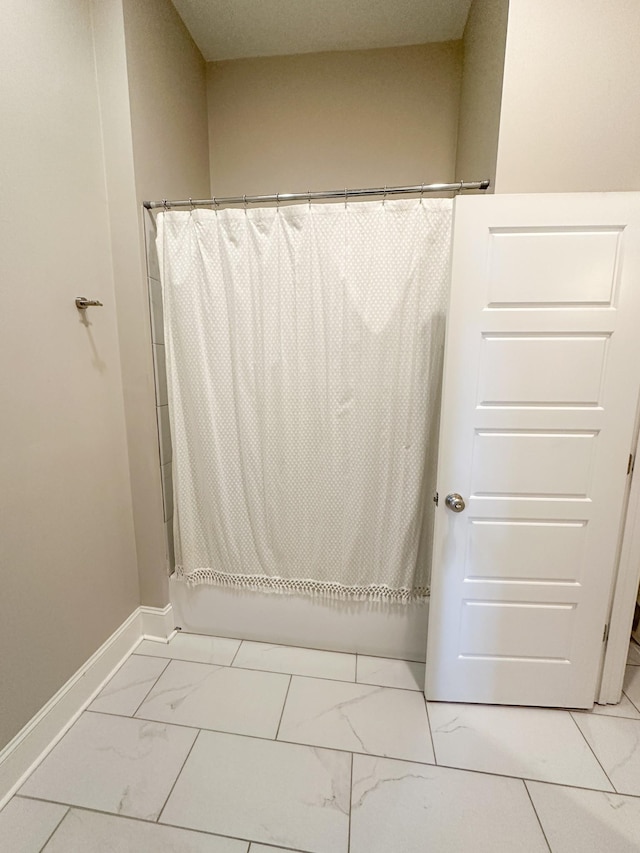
[143,180,490,210]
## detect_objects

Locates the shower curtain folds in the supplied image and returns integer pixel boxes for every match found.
[157,198,452,602]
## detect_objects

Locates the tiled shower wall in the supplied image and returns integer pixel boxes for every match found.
[144,210,175,574]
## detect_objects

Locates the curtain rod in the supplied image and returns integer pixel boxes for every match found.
[142,180,490,210]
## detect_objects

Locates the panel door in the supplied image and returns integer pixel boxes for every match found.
[426,193,640,708]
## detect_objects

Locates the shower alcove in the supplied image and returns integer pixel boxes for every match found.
[145,3,510,661]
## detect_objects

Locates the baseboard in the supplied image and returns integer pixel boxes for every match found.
[0,603,174,808]
[140,603,176,643]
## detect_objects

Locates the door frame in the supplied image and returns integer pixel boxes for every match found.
[599,394,640,703]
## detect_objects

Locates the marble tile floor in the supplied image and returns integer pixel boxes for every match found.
[3,635,640,852]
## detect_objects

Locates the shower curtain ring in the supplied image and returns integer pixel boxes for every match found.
[420,183,425,204]
[383,185,388,206]
[308,189,311,210]
[344,188,348,209]
[276,192,280,209]
[189,198,195,211]
[243,194,248,213]
[162,199,169,211]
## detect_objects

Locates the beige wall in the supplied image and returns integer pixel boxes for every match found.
[495,0,640,192]
[124,0,211,203]
[0,0,139,748]
[455,0,509,189]
[123,0,210,605]
[93,0,210,607]
[207,43,462,196]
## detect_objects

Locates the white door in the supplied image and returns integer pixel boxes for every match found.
[426,193,640,708]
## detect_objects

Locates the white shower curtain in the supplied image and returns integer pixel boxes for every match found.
[157,198,452,602]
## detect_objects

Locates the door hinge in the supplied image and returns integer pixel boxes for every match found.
[628,453,635,476]
[603,623,610,643]
[433,491,439,507]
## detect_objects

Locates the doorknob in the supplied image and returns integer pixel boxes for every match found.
[445,493,466,513]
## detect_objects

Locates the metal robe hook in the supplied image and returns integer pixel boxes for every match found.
[75,296,103,310]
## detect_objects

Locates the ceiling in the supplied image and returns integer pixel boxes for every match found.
[171,0,473,62]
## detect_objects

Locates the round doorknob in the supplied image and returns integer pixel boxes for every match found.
[445,493,466,513]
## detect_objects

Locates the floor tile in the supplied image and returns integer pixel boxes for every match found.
[428,702,613,790]
[573,713,640,795]
[136,660,289,738]
[627,641,640,666]
[20,711,196,820]
[278,676,434,763]
[136,633,241,666]
[0,797,67,853]
[574,691,640,721]
[89,654,169,715]
[527,780,640,853]
[161,730,350,853]
[623,665,640,711]
[356,656,424,691]
[233,641,356,682]
[43,808,248,852]
[350,754,548,853]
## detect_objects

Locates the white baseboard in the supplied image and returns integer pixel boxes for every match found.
[140,603,176,643]
[0,603,174,808]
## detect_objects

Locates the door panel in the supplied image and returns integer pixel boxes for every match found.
[478,335,607,405]
[459,601,575,660]
[426,194,640,708]
[470,431,597,497]
[487,227,621,305]
[465,520,586,583]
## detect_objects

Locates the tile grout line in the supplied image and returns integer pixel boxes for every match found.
[75,709,640,801]
[134,652,357,685]
[173,631,426,664]
[35,805,70,853]
[18,746,640,843]
[522,780,553,853]
[568,711,618,793]
[15,699,95,797]
[155,729,202,824]
[245,843,314,853]
[347,751,353,853]
[18,795,308,852]
[573,694,640,722]
[126,658,172,719]
[133,651,422,691]
[423,697,438,765]
[275,675,293,740]
[229,640,244,667]
[623,687,640,715]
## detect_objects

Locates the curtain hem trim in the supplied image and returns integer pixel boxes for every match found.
[175,566,429,603]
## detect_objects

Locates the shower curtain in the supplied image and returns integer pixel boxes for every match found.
[157,198,452,602]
